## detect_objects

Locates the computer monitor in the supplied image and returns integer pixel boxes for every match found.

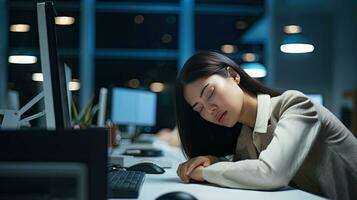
[0,129,108,200]
[97,88,108,127]
[111,87,157,127]
[37,1,71,130]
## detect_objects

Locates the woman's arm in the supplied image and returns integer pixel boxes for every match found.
[201,91,321,190]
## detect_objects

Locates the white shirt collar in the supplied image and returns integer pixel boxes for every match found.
[253,94,271,133]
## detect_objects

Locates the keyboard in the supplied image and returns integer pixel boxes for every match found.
[108,169,146,198]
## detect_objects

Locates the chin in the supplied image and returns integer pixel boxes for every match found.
[221,120,235,128]
[226,123,235,128]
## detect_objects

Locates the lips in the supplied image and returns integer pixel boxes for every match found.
[218,111,227,123]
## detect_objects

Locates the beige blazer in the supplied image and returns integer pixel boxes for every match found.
[202,90,357,200]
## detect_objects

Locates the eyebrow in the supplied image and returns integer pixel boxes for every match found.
[192,83,209,108]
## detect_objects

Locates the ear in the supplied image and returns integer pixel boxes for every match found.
[226,67,240,84]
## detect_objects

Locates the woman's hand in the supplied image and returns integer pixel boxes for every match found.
[177,155,219,183]
[189,166,205,182]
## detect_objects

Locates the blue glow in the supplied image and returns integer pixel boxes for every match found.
[241,62,267,78]
[280,34,314,53]
[306,94,323,105]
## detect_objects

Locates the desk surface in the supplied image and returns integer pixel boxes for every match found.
[110,137,326,200]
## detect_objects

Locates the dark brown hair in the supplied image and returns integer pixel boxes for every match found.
[175,51,281,158]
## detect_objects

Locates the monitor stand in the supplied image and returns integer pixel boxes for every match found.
[0,92,45,129]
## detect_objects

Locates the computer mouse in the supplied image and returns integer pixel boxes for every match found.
[156,191,198,200]
[127,162,165,174]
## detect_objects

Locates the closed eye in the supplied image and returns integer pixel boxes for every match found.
[206,86,214,100]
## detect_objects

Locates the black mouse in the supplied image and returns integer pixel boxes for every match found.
[127,162,165,174]
[156,191,198,200]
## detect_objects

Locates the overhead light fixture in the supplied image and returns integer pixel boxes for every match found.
[8,55,37,64]
[55,16,75,25]
[134,15,144,24]
[280,34,314,53]
[221,44,237,54]
[241,63,267,78]
[283,25,302,34]
[128,79,140,88]
[150,82,165,93]
[241,53,256,62]
[161,34,172,43]
[69,80,80,91]
[235,20,247,30]
[32,73,43,82]
[10,24,31,32]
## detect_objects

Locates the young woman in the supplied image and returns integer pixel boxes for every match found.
[175,51,357,200]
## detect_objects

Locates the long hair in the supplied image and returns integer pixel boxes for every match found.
[175,51,281,159]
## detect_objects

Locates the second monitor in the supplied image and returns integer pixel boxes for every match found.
[111,87,157,127]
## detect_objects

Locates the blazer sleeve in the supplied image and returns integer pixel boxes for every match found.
[202,91,321,190]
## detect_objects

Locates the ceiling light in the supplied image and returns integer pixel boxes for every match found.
[241,63,267,78]
[32,73,43,82]
[128,79,140,88]
[161,34,172,43]
[150,82,165,93]
[280,35,314,53]
[134,15,144,24]
[10,24,31,32]
[283,25,302,34]
[69,80,80,91]
[8,55,37,64]
[221,44,237,54]
[242,53,256,62]
[235,20,247,30]
[55,16,75,25]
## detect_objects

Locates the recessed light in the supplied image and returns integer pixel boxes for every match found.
[235,21,247,30]
[150,82,165,93]
[69,80,80,91]
[10,24,30,32]
[128,79,140,88]
[242,53,256,62]
[32,73,43,82]
[134,15,144,24]
[161,34,172,43]
[55,16,75,25]
[283,25,302,34]
[280,43,314,53]
[221,44,237,54]
[8,55,37,64]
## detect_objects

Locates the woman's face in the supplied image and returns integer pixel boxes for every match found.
[184,74,244,127]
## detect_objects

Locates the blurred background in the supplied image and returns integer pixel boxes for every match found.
[0,0,356,134]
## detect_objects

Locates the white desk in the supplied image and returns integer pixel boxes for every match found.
[110,137,326,200]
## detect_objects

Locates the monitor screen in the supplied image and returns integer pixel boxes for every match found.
[37,1,71,130]
[111,88,157,126]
